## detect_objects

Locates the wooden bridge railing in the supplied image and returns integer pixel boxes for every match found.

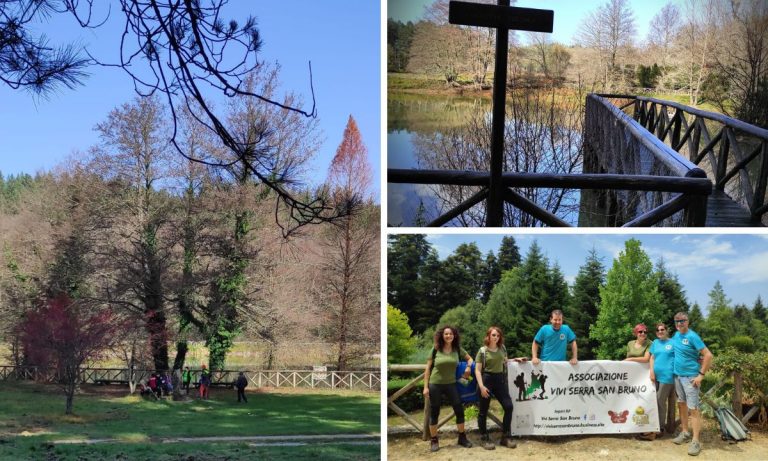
[611,95,768,225]
[583,94,712,226]
[0,366,380,391]
[388,93,713,227]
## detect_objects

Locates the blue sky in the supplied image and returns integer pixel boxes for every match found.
[388,0,674,46]
[402,232,768,313]
[0,1,380,200]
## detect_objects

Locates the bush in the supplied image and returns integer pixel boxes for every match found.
[388,378,425,415]
[388,305,417,364]
[727,335,756,353]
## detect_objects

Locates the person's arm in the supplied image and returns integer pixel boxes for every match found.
[475,357,490,398]
[532,341,540,365]
[569,340,578,365]
[463,351,473,377]
[692,347,713,388]
[649,353,656,382]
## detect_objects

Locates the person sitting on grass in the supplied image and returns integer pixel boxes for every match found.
[236,371,248,403]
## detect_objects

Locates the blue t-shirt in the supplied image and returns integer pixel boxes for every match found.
[649,338,675,384]
[672,330,706,377]
[534,324,576,361]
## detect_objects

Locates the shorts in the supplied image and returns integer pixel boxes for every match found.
[674,376,700,410]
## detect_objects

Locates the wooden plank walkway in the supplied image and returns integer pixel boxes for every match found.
[705,190,763,227]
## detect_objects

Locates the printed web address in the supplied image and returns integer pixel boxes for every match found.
[536,423,607,428]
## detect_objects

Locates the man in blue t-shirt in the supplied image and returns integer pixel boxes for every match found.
[670,312,713,456]
[531,309,578,365]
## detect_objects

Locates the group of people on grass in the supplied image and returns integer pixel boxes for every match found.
[423,309,714,457]
[140,365,249,402]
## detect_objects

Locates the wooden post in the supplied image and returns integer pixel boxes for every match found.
[671,109,682,150]
[716,127,730,190]
[449,1,553,226]
[423,396,431,441]
[666,389,677,433]
[733,371,743,418]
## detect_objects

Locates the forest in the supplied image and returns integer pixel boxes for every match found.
[387,234,768,363]
[388,0,768,128]
[0,67,380,377]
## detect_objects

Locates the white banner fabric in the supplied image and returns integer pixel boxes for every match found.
[506,360,659,436]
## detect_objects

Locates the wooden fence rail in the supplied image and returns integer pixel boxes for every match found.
[0,366,380,391]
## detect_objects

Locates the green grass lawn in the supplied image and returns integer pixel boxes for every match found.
[0,382,380,460]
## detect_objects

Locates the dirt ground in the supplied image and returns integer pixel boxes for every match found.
[387,422,768,461]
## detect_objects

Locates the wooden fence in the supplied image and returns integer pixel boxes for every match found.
[0,366,380,391]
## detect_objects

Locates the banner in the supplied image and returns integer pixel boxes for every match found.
[506,360,659,436]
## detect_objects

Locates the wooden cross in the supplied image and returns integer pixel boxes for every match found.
[449,1,553,226]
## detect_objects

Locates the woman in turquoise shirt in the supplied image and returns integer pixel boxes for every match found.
[643,322,675,441]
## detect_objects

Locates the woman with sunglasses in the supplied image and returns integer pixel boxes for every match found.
[643,322,675,441]
[624,323,651,363]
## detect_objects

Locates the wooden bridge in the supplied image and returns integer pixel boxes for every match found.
[389,93,768,227]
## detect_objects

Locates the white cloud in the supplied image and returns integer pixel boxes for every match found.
[722,251,768,283]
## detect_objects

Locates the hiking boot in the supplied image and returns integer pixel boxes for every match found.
[457,432,473,448]
[688,440,701,456]
[637,432,656,441]
[499,435,517,448]
[480,433,495,450]
[430,436,439,452]
[673,431,691,445]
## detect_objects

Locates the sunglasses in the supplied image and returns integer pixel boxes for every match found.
[657,328,666,332]
[490,333,499,337]
[675,319,688,324]
[637,331,647,334]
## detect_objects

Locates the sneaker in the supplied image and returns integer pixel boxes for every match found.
[500,435,517,448]
[457,432,473,448]
[688,440,701,456]
[430,436,439,452]
[673,431,691,445]
[480,433,495,450]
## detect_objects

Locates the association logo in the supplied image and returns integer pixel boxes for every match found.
[608,410,629,423]
[514,371,549,401]
[559,333,565,340]
[632,406,650,425]
[665,344,672,350]
[682,338,689,345]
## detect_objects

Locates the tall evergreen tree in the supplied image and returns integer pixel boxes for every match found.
[700,281,732,354]
[480,250,500,303]
[591,239,664,360]
[688,302,704,328]
[565,249,605,360]
[753,295,767,325]
[497,236,521,273]
[413,248,444,334]
[654,258,689,325]
[387,234,431,326]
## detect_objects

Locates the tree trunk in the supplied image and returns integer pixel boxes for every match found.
[146,307,169,371]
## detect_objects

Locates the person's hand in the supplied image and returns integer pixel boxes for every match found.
[423,386,430,397]
[479,385,490,398]
[532,357,541,366]
[649,372,656,383]
[512,357,527,363]
[463,367,471,378]
[569,357,578,365]
[692,375,703,388]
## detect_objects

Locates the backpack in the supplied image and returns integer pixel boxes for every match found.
[429,348,478,403]
[715,407,750,442]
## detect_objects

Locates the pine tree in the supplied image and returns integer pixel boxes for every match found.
[497,236,521,273]
[565,249,605,360]
[688,302,704,328]
[480,250,500,303]
[654,258,689,326]
[387,234,431,328]
[753,295,767,325]
[591,239,664,360]
[701,281,733,354]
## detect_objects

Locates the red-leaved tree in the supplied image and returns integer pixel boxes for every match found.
[315,115,379,371]
[20,295,122,414]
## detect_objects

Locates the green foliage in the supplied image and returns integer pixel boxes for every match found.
[591,239,664,360]
[565,249,605,360]
[654,258,688,325]
[727,335,755,353]
[701,281,732,355]
[479,250,499,303]
[636,63,662,88]
[387,234,432,332]
[435,299,485,354]
[497,236,521,273]
[387,378,424,415]
[387,19,416,73]
[688,303,704,327]
[753,295,767,324]
[388,305,417,364]
[713,349,768,407]
[480,242,567,358]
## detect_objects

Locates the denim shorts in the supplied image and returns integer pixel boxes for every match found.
[674,376,701,410]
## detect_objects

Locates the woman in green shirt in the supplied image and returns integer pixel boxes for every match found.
[624,323,651,363]
[423,325,474,452]
[475,326,524,450]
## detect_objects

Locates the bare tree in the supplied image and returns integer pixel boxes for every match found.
[1,1,347,236]
[675,0,719,105]
[576,0,637,88]
[647,2,681,71]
